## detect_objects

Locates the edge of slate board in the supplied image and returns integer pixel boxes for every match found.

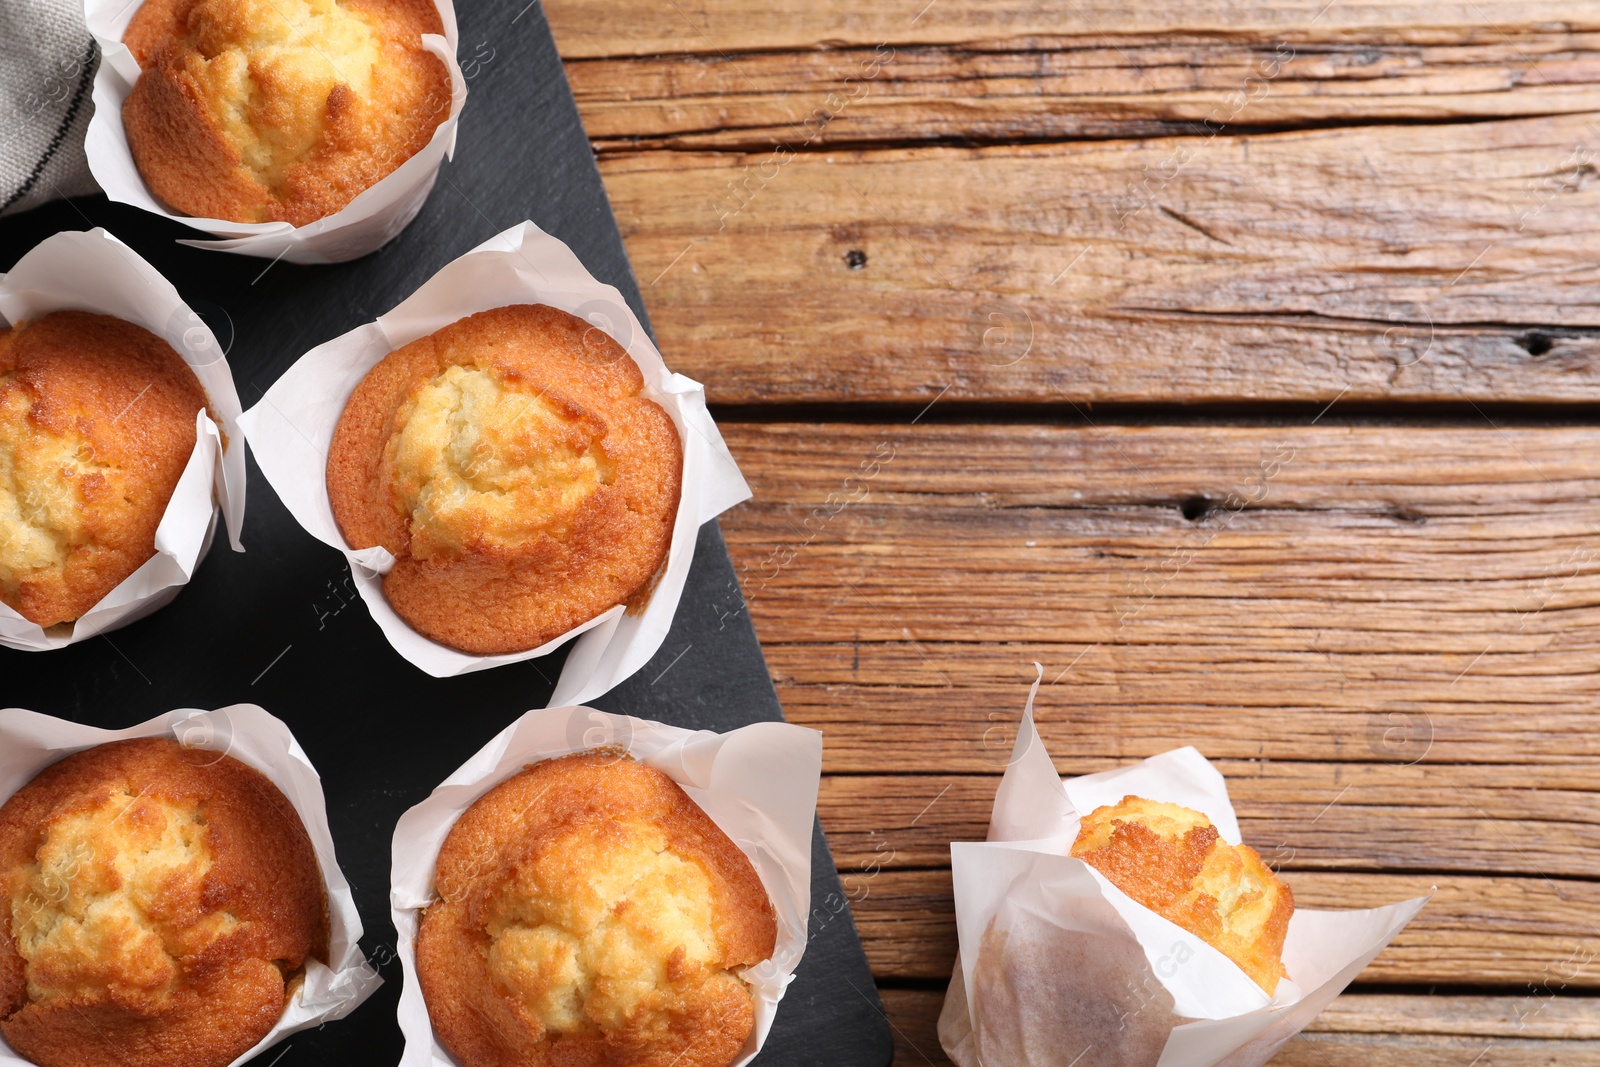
[0,1,894,1063]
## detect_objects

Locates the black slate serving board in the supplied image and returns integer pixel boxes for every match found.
[0,4,893,1064]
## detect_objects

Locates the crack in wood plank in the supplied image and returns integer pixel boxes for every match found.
[597,116,1600,404]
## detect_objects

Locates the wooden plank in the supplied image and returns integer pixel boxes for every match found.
[543,0,1600,58]
[819,764,1600,877]
[852,869,1600,983]
[879,988,1600,1066]
[877,988,951,1067]
[716,423,1600,767]
[785,670,1600,771]
[1311,995,1600,1040]
[1270,1036,1600,1066]
[599,115,1600,405]
[568,37,1600,151]
[721,421,1600,509]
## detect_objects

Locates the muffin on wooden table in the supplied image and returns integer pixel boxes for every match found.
[0,737,329,1067]
[0,310,213,629]
[1071,795,1295,994]
[121,0,451,226]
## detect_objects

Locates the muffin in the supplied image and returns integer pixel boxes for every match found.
[1071,796,1293,994]
[0,737,329,1067]
[0,310,213,629]
[326,304,683,656]
[121,0,451,226]
[415,752,776,1067]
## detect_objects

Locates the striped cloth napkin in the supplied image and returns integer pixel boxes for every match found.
[1,0,99,216]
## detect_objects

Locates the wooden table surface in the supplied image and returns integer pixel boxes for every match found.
[543,3,1600,1062]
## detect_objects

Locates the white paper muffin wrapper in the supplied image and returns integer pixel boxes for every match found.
[390,707,821,1067]
[937,670,1431,1067]
[239,220,752,697]
[0,227,246,651]
[84,0,467,264]
[0,703,381,1067]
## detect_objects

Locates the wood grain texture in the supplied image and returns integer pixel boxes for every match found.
[819,763,1600,877]
[543,1,1600,58]
[551,0,1600,404]
[719,422,1600,767]
[852,868,1598,982]
[597,115,1600,405]
[880,989,1600,1066]
[541,0,1600,1043]
[717,422,1600,1023]
[568,37,1600,151]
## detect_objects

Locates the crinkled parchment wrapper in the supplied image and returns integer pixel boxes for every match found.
[0,703,380,1066]
[84,0,467,264]
[938,671,1431,1067]
[0,227,245,650]
[239,220,751,696]
[390,707,822,1067]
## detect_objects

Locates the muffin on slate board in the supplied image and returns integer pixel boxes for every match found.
[326,303,683,656]
[415,752,776,1067]
[121,0,452,225]
[0,738,329,1067]
[0,310,213,629]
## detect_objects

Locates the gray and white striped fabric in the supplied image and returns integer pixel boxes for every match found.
[1,0,99,216]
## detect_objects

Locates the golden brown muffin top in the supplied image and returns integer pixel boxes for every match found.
[0,311,211,628]
[416,753,776,1067]
[122,0,451,226]
[0,737,329,1067]
[326,304,683,656]
[1071,795,1293,994]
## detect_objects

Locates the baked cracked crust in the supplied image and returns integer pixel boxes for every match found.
[1071,795,1293,994]
[415,752,776,1067]
[0,311,211,628]
[122,0,451,226]
[0,737,329,1067]
[325,303,683,655]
